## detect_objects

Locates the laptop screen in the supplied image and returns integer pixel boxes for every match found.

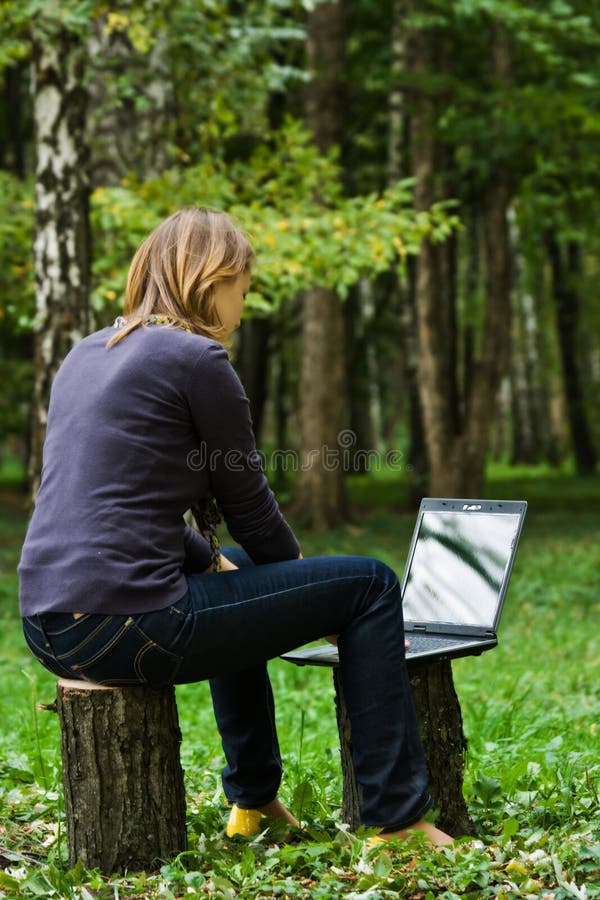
[402,510,522,628]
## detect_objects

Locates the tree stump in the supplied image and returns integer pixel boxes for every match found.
[56,679,187,873]
[333,659,473,836]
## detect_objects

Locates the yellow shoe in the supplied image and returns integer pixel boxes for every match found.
[226,804,264,838]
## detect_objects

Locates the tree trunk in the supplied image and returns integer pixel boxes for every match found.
[299,287,347,528]
[459,96,512,490]
[388,1,428,503]
[510,285,558,465]
[29,20,91,500]
[387,0,408,188]
[409,18,455,495]
[408,660,472,835]
[296,0,348,528]
[410,16,513,498]
[263,303,300,495]
[57,679,187,873]
[546,235,597,475]
[344,280,377,475]
[87,11,174,187]
[333,667,362,828]
[236,317,272,443]
[333,660,472,836]
[1,62,27,176]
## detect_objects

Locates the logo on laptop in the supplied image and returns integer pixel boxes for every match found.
[462,504,482,511]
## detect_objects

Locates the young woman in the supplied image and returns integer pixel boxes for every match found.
[19,207,452,846]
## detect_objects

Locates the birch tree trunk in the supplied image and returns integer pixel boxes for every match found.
[546,235,597,475]
[296,0,347,528]
[87,12,174,187]
[509,284,559,466]
[29,20,91,500]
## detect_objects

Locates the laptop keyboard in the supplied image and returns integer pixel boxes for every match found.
[406,633,471,653]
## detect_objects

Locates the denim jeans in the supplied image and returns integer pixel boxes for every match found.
[22,548,432,831]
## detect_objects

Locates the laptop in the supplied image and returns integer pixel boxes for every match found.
[281,498,527,667]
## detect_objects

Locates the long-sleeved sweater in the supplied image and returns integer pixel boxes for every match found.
[18,325,300,615]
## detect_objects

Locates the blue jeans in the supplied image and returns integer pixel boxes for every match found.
[22,548,432,831]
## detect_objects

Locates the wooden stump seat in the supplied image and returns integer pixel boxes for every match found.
[54,648,471,873]
[282,649,473,836]
[56,679,187,873]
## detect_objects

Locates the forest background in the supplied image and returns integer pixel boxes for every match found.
[0,0,598,514]
[0,1,599,898]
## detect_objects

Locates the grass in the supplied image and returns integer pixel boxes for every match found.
[0,468,599,898]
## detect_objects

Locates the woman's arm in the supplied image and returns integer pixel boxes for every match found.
[183,523,213,570]
[208,549,303,574]
[187,344,301,564]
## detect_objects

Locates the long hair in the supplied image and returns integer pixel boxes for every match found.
[107,207,254,348]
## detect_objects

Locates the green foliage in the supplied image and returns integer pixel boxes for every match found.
[89,120,459,322]
[0,3,30,69]
[0,174,34,447]
[2,0,599,470]
[165,0,307,156]
[0,173,34,332]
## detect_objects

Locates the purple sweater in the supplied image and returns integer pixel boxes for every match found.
[18,325,300,615]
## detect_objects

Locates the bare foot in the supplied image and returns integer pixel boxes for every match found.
[378,818,454,847]
[257,797,299,828]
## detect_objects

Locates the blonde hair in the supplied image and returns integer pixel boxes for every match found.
[107,207,254,348]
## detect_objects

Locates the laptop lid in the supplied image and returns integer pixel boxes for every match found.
[401,498,527,637]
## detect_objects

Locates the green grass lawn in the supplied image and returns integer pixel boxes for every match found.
[0,471,599,898]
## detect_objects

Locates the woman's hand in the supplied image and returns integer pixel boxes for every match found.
[219,553,238,571]
[203,553,239,573]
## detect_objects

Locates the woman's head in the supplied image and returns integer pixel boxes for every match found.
[108,207,254,347]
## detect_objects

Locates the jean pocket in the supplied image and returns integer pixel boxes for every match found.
[134,599,191,656]
[131,628,183,686]
[68,619,182,686]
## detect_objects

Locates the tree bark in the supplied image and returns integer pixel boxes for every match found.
[509,285,559,466]
[546,235,597,475]
[410,16,514,497]
[57,679,187,873]
[408,660,472,835]
[29,20,91,500]
[388,1,428,502]
[409,19,455,495]
[299,286,347,528]
[87,12,174,187]
[296,0,348,528]
[333,660,472,836]
[1,62,27,176]
[387,0,407,188]
[344,280,377,475]
[333,667,362,829]
[236,317,272,443]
